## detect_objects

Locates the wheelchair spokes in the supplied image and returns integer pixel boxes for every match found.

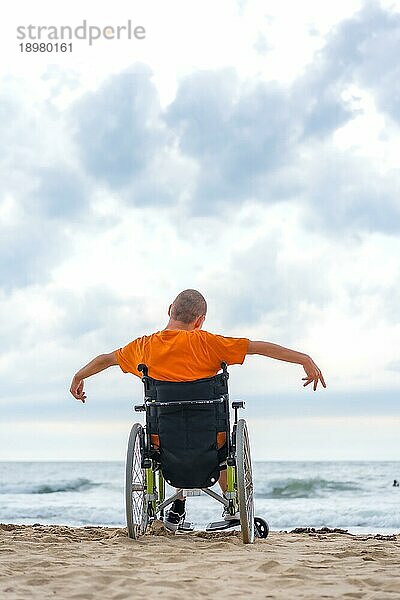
[125,424,148,539]
[236,419,255,544]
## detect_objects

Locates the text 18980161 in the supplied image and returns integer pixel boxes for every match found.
[19,42,73,52]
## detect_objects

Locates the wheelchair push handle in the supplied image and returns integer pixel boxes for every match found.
[138,364,148,376]
[232,401,245,409]
[137,364,151,395]
[232,400,245,424]
[220,361,229,380]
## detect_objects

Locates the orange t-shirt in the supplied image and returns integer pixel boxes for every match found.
[116,329,249,381]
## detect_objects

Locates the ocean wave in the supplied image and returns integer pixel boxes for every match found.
[255,477,361,499]
[0,478,99,495]
[254,499,400,530]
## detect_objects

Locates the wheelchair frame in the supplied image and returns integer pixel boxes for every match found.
[125,362,267,544]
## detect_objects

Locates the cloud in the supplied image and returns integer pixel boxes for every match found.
[161,1,400,233]
[317,2,400,124]
[70,64,170,191]
[298,147,400,235]
[31,166,88,219]
[165,69,304,208]
[386,360,400,372]
[52,285,155,346]
[1,226,56,290]
[207,238,329,329]
[0,75,91,290]
[0,195,73,290]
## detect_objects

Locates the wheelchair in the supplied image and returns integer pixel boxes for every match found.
[125,361,269,544]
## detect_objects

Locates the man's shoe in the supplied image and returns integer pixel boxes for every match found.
[164,509,186,531]
[222,506,240,521]
[164,499,186,532]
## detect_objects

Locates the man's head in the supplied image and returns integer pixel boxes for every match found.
[168,289,207,330]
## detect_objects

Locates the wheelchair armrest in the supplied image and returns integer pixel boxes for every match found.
[134,404,146,412]
[232,401,245,409]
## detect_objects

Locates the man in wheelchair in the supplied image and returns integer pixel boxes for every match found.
[70,289,326,541]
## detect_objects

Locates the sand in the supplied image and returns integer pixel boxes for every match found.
[1,522,400,599]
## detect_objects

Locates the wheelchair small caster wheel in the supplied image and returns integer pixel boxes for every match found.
[254,517,269,538]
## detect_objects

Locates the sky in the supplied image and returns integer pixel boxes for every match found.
[1,0,400,460]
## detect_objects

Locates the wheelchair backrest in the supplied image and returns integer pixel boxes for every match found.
[138,363,231,489]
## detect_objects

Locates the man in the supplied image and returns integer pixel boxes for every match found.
[70,289,326,530]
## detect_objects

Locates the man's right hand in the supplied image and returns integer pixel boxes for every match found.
[302,356,326,391]
[68,352,118,404]
[70,376,87,403]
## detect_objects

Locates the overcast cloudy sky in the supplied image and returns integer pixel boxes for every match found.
[1,0,400,461]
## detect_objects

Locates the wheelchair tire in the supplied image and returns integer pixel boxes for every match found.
[254,516,269,538]
[125,423,147,539]
[236,419,255,544]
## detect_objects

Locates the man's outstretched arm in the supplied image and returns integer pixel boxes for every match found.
[247,340,326,391]
[70,351,118,402]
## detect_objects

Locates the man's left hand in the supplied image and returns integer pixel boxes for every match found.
[302,357,326,391]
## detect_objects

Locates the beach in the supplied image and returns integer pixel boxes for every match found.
[1,522,400,599]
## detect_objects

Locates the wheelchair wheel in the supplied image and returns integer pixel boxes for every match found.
[125,423,148,539]
[236,419,254,544]
[254,516,269,538]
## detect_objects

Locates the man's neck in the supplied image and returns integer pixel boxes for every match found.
[164,319,195,331]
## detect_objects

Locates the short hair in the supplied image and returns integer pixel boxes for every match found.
[170,289,207,324]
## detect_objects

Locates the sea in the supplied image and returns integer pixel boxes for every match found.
[1,461,399,534]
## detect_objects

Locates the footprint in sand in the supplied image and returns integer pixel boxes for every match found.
[256,560,280,572]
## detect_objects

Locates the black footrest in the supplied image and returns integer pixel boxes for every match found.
[206,519,241,532]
